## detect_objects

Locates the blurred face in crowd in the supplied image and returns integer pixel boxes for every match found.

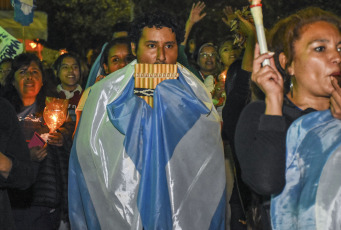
[132,26,178,64]
[58,56,80,91]
[0,61,11,86]
[103,43,134,74]
[219,40,242,69]
[287,21,341,98]
[13,61,43,101]
[198,46,218,75]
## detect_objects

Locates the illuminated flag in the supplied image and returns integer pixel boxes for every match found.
[69,61,226,229]
[271,110,341,230]
[11,0,35,26]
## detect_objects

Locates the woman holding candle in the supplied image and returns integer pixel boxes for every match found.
[3,53,74,230]
[235,7,341,229]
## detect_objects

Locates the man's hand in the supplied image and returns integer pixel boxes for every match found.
[330,77,341,119]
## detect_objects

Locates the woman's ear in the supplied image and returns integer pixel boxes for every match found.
[279,52,294,75]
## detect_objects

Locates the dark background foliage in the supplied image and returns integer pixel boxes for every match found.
[36,0,341,56]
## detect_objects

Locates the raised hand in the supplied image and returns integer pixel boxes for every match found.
[188,1,206,25]
[252,43,284,115]
[182,1,206,46]
[222,6,236,27]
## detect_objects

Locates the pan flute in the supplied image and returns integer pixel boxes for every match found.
[134,63,179,107]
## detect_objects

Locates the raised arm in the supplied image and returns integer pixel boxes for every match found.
[181,1,206,46]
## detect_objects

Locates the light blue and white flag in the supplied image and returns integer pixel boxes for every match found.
[271,110,341,230]
[11,0,35,26]
[69,61,226,230]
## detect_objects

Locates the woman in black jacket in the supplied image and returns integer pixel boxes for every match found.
[235,7,341,229]
[3,53,74,230]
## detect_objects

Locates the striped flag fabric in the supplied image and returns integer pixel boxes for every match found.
[271,110,341,230]
[69,61,226,229]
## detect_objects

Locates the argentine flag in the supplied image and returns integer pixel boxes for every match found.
[11,0,35,26]
[271,110,341,230]
[69,61,226,229]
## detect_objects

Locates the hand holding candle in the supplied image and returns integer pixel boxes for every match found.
[250,0,270,66]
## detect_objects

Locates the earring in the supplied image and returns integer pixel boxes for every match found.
[290,76,294,98]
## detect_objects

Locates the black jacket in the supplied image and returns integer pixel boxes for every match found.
[235,97,315,229]
[0,98,34,230]
[9,117,74,222]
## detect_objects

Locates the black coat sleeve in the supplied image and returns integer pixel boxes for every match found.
[0,98,34,190]
[234,101,287,195]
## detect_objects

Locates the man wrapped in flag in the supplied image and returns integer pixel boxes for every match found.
[69,11,226,230]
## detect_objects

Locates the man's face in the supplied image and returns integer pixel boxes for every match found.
[133,26,178,64]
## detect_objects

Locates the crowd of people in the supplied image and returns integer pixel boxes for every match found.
[0,1,341,230]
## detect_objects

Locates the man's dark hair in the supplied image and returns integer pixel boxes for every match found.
[129,10,185,51]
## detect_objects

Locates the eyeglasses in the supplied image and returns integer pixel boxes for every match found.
[0,69,11,74]
[199,52,217,58]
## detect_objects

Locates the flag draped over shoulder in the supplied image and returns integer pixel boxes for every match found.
[11,0,35,26]
[271,110,341,230]
[69,60,226,230]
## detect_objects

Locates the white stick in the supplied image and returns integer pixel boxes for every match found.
[251,6,270,66]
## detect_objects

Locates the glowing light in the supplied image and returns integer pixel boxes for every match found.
[29,42,37,49]
[59,49,68,55]
[43,97,69,132]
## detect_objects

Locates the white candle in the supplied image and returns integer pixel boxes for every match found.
[250,0,270,66]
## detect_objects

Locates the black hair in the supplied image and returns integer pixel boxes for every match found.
[129,10,185,52]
